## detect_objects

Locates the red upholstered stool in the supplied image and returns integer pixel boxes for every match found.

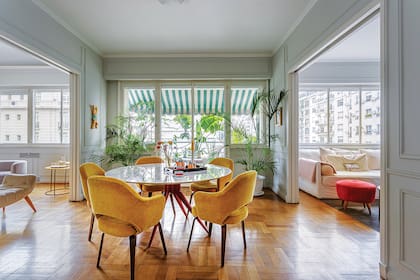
[336,179,376,215]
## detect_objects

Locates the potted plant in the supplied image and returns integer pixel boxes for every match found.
[235,132,276,196]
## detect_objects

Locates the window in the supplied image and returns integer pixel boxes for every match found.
[33,89,69,144]
[366,125,372,135]
[299,86,380,144]
[0,88,69,144]
[5,135,10,141]
[124,81,265,161]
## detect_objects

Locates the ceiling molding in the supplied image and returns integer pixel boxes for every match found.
[103,52,272,58]
[272,0,319,56]
[32,0,102,55]
[0,65,54,69]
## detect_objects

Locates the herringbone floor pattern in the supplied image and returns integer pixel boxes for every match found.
[0,184,380,279]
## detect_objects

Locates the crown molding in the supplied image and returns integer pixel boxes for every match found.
[103,52,272,58]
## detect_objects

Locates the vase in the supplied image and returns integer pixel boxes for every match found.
[254,175,265,197]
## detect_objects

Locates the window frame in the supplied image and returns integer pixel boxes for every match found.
[299,84,380,145]
[0,86,70,145]
[119,80,268,152]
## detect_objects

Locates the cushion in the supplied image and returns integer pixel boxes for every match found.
[319,147,336,161]
[359,149,380,170]
[325,154,368,171]
[320,162,336,176]
[299,149,320,161]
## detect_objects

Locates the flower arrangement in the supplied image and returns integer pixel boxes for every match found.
[156,140,173,166]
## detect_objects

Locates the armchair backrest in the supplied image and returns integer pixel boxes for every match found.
[135,156,163,165]
[210,157,234,190]
[79,162,105,207]
[221,170,257,210]
[87,175,165,232]
[2,174,36,190]
[193,170,257,224]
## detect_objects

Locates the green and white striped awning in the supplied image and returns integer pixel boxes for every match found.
[128,87,259,115]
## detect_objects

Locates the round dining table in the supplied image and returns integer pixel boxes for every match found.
[105,163,232,237]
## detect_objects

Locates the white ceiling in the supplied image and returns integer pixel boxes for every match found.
[34,0,316,56]
[318,15,380,62]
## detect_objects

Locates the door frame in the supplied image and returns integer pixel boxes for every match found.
[285,5,387,278]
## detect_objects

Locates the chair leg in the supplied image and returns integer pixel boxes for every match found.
[148,192,152,197]
[158,222,167,255]
[221,224,227,267]
[2,207,5,214]
[88,213,95,242]
[24,196,36,212]
[187,192,195,218]
[147,224,158,249]
[187,217,197,252]
[129,235,136,280]
[97,233,105,268]
[169,194,176,216]
[241,220,247,249]
[367,203,372,216]
[208,222,213,237]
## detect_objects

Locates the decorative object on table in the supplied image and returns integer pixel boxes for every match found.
[87,175,167,280]
[90,104,98,129]
[187,170,257,267]
[79,162,105,242]
[156,140,174,167]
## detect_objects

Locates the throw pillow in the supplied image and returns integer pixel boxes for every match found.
[325,154,369,171]
[320,162,336,176]
[359,149,380,170]
[319,147,336,161]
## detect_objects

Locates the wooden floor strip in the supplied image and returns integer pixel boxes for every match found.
[0,184,380,279]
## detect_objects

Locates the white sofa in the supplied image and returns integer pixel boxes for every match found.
[0,160,28,183]
[298,147,380,199]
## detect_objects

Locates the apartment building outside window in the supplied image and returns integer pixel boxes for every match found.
[299,86,380,144]
[0,88,69,144]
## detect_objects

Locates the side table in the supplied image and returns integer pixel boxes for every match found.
[45,164,70,195]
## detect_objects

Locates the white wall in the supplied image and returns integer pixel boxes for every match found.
[300,61,380,84]
[103,56,272,80]
[0,67,69,86]
[0,0,106,200]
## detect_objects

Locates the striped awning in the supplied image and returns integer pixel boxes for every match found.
[128,87,259,115]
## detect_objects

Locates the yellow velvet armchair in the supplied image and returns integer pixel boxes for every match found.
[87,175,167,280]
[187,170,257,267]
[79,162,105,241]
[189,157,234,202]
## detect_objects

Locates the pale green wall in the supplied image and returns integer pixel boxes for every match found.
[0,0,106,161]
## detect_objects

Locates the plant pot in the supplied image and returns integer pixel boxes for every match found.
[254,174,265,197]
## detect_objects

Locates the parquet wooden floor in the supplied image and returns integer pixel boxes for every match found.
[0,184,380,279]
